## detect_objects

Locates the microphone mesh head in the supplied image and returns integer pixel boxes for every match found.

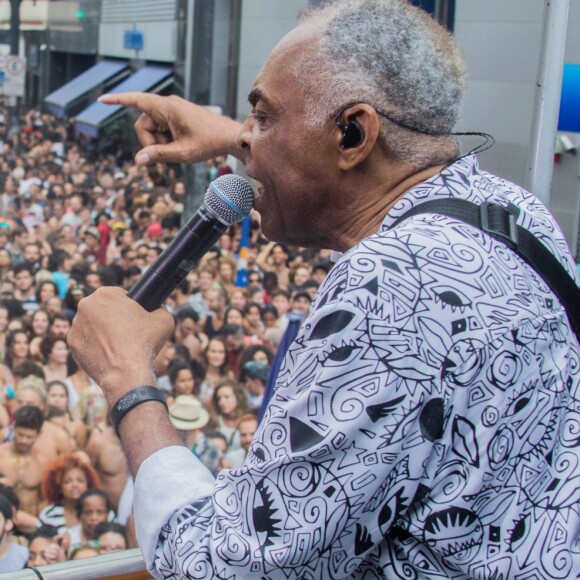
[204,174,255,226]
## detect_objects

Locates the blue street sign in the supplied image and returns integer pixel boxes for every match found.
[124,30,144,51]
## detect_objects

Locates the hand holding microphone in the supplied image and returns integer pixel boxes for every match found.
[128,174,255,312]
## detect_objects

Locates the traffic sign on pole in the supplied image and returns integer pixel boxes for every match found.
[0,54,26,97]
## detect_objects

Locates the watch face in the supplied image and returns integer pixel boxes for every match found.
[118,392,138,411]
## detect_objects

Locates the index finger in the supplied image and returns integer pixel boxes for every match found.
[98,92,164,114]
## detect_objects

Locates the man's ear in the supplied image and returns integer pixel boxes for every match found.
[5,518,13,532]
[335,103,380,170]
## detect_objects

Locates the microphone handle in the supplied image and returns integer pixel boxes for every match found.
[128,206,226,312]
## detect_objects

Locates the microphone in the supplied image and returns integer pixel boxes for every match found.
[128,174,255,312]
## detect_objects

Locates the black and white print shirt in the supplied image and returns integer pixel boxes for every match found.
[134,155,580,579]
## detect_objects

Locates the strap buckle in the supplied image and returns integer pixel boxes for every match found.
[479,202,518,246]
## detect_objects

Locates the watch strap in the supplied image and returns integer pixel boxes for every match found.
[110,385,168,438]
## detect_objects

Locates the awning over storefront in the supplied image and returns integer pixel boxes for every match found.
[44,60,130,117]
[74,66,173,137]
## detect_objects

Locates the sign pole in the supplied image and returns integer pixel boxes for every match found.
[8,0,21,136]
[524,0,570,206]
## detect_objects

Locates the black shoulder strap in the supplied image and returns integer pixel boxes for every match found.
[390,199,580,340]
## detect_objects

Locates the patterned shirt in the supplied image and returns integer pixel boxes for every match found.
[134,155,580,579]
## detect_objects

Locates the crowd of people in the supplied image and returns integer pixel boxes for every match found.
[0,102,329,572]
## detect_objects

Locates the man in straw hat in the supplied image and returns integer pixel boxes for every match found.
[168,395,209,452]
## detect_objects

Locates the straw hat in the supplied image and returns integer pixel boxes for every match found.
[169,396,209,431]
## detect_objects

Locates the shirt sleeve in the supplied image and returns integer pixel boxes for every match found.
[133,445,216,576]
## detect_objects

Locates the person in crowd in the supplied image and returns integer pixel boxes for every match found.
[229,288,248,312]
[22,242,42,272]
[67,1,580,577]
[166,360,196,406]
[38,453,100,533]
[289,264,311,290]
[188,267,215,320]
[40,334,69,383]
[0,393,10,443]
[301,279,320,301]
[173,307,207,362]
[270,289,291,331]
[67,488,112,553]
[216,256,237,296]
[261,271,280,303]
[69,544,99,560]
[196,431,232,476]
[0,303,10,359]
[311,261,330,285]
[48,312,71,339]
[237,344,273,377]
[4,328,30,372]
[168,394,209,453]
[201,287,228,339]
[224,306,244,327]
[289,290,312,317]
[237,413,258,455]
[0,309,14,382]
[0,494,28,572]
[247,271,262,293]
[256,241,291,290]
[85,414,128,514]
[241,360,270,412]
[45,380,86,448]
[260,304,279,332]
[12,264,37,312]
[0,406,44,517]
[44,296,64,316]
[219,324,247,378]
[93,521,128,554]
[210,379,249,454]
[63,353,93,414]
[0,249,13,283]
[63,285,90,319]
[199,336,232,407]
[14,377,74,468]
[242,301,264,341]
[12,360,44,385]
[35,280,59,309]
[26,524,67,568]
[215,155,233,178]
[28,308,50,360]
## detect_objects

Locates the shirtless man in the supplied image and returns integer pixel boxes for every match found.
[86,415,128,513]
[0,406,44,517]
[14,378,74,469]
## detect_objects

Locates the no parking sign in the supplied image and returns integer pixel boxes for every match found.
[0,55,26,97]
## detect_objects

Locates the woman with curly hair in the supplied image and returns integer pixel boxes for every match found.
[40,334,69,383]
[38,454,100,533]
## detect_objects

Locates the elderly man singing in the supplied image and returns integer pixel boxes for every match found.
[69,1,580,578]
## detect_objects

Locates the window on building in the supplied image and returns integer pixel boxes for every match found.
[409,0,455,32]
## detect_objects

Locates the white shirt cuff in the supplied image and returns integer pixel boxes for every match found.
[133,445,215,574]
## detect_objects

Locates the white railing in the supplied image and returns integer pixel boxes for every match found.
[0,548,151,580]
